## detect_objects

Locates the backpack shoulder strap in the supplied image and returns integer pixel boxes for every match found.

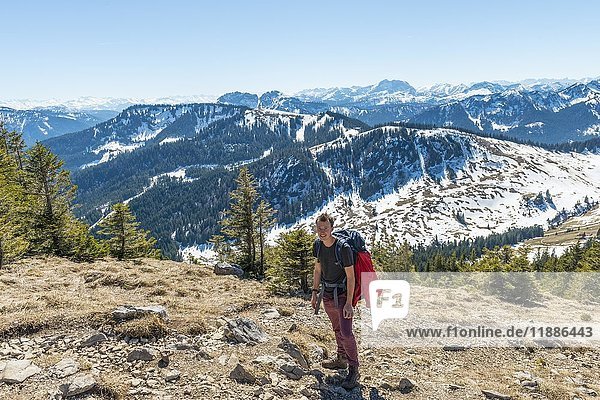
[313,238,322,259]
[335,239,354,266]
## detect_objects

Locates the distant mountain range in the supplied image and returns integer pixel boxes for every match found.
[4,77,600,145]
[0,96,215,144]
[0,107,118,145]
[39,101,600,259]
[0,95,217,112]
[218,78,600,143]
[5,77,600,259]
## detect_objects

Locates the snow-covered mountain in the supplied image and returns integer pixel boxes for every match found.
[217,92,259,108]
[213,78,600,142]
[410,81,600,143]
[45,103,369,171]
[0,106,117,145]
[294,78,591,105]
[59,103,600,259]
[7,77,600,145]
[0,95,217,112]
[44,103,248,169]
[280,127,600,247]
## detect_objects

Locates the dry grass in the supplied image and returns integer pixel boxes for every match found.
[0,256,268,340]
[176,315,210,336]
[0,310,64,337]
[113,314,169,338]
[276,306,294,317]
[96,372,130,400]
[538,381,573,400]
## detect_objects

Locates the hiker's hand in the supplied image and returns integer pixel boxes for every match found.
[311,292,318,310]
[343,303,353,319]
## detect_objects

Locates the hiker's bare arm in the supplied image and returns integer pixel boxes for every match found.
[311,260,321,309]
[343,266,355,318]
[313,260,322,290]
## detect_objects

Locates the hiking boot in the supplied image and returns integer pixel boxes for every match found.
[341,365,360,390]
[321,354,348,370]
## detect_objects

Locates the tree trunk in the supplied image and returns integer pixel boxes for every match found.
[258,216,264,277]
[120,215,125,260]
[0,236,4,269]
[42,173,60,253]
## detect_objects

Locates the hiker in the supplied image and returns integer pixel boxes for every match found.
[311,212,360,390]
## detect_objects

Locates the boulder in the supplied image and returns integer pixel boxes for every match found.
[0,359,41,384]
[59,374,97,397]
[229,363,256,384]
[278,337,309,369]
[50,358,79,378]
[223,317,268,345]
[214,262,244,277]
[127,347,158,362]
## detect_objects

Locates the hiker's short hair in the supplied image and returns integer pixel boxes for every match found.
[316,213,334,227]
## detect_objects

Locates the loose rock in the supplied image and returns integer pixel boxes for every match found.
[0,359,41,384]
[222,317,268,345]
[262,308,280,319]
[127,347,158,362]
[229,363,256,384]
[279,362,305,380]
[399,377,416,394]
[50,358,79,378]
[112,305,168,321]
[165,369,181,382]
[482,390,512,400]
[81,332,108,347]
[60,374,97,397]
[279,337,309,369]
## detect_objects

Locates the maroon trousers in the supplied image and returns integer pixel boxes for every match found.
[322,292,359,367]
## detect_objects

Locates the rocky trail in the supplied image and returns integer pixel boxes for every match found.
[1,258,598,399]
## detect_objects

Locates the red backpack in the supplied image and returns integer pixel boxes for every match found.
[314,229,377,308]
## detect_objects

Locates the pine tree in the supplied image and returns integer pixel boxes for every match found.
[23,142,76,255]
[0,131,28,267]
[255,199,276,277]
[208,234,231,262]
[267,229,314,293]
[220,167,259,274]
[579,239,600,271]
[97,203,160,260]
[371,240,414,272]
[63,219,106,261]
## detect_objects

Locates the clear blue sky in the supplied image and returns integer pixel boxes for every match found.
[1,0,599,99]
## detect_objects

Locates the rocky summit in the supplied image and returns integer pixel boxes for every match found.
[1,257,599,399]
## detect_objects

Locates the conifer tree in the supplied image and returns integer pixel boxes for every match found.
[64,219,106,261]
[220,167,260,273]
[208,234,231,262]
[255,199,276,277]
[371,240,414,272]
[97,203,160,260]
[0,131,28,267]
[580,239,600,271]
[23,142,76,255]
[267,229,314,293]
